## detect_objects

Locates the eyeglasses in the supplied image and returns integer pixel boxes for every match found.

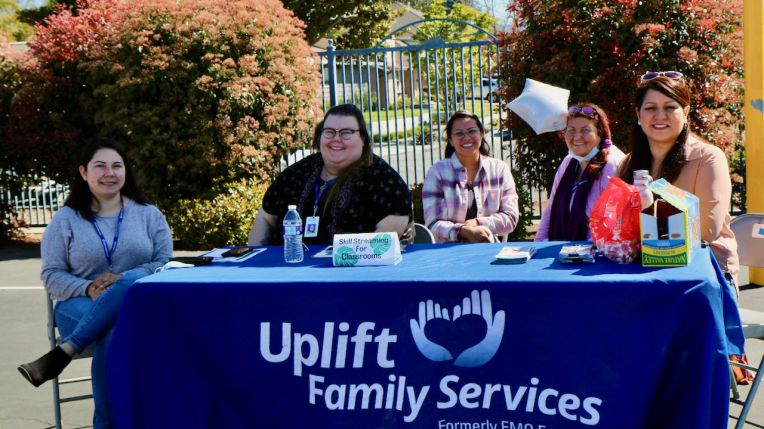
[568,106,599,118]
[321,128,359,140]
[564,126,596,137]
[451,128,481,139]
[640,71,683,82]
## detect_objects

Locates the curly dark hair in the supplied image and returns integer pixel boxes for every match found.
[565,102,613,180]
[618,76,690,184]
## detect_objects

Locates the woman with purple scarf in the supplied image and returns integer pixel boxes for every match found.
[535,103,625,241]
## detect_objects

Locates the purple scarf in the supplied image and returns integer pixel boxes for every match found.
[548,160,594,241]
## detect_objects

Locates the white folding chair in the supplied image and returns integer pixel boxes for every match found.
[46,293,93,429]
[729,213,764,429]
[413,223,436,244]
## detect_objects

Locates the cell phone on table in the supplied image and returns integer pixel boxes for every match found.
[221,246,256,258]
[170,256,213,266]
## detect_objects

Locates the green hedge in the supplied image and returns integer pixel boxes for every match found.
[167,179,268,249]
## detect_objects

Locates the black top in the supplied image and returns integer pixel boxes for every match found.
[465,182,477,220]
[262,153,413,245]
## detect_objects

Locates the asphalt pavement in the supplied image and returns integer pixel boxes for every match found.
[0,238,762,428]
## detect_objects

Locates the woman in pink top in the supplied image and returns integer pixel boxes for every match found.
[536,103,625,241]
[618,72,739,287]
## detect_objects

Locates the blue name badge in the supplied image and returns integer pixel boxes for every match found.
[332,232,402,267]
[304,216,319,238]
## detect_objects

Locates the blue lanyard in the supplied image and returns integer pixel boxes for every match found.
[91,195,124,269]
[313,179,335,216]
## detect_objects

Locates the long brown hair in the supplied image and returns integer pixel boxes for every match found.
[618,75,690,183]
[566,102,612,179]
[65,137,150,221]
[312,104,373,215]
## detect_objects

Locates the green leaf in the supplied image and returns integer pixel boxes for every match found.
[370,233,392,256]
[333,246,358,266]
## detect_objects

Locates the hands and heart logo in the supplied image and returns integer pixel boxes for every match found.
[409,290,505,367]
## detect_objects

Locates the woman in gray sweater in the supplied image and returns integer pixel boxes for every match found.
[18,138,172,429]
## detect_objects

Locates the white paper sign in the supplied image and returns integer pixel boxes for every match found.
[508,78,570,134]
[754,223,764,239]
[332,232,402,266]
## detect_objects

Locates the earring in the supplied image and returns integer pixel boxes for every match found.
[637,120,641,125]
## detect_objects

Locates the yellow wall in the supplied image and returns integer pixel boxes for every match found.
[744,0,764,284]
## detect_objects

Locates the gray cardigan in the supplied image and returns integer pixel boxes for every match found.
[41,199,173,300]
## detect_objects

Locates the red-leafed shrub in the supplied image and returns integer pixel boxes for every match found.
[2,0,118,179]
[0,51,28,240]
[2,0,321,210]
[499,0,744,205]
[27,0,117,65]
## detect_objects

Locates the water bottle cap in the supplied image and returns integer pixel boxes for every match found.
[288,205,297,210]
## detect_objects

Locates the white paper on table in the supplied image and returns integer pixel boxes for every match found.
[754,224,764,238]
[332,232,402,266]
[201,247,266,262]
[312,246,334,258]
[314,244,407,258]
[494,245,536,262]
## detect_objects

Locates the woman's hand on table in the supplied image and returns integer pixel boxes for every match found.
[458,225,493,242]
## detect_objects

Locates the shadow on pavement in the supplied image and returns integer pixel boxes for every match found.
[0,240,41,261]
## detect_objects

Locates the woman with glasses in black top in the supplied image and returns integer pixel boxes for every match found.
[248,104,412,246]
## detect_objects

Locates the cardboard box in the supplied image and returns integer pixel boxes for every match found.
[640,179,701,267]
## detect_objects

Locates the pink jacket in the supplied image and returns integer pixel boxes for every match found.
[618,136,738,280]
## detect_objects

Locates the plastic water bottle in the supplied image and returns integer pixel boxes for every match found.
[634,170,654,210]
[283,205,303,263]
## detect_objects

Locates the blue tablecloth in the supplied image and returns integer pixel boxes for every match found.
[107,242,743,429]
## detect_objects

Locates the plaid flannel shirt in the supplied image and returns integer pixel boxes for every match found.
[422,154,519,243]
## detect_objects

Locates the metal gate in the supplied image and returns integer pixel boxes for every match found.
[315,19,512,188]
[1,174,68,227]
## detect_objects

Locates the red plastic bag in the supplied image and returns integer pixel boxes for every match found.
[589,177,642,263]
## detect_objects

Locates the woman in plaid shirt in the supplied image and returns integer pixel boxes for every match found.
[422,111,520,243]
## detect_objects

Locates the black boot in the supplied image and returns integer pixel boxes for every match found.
[18,347,72,387]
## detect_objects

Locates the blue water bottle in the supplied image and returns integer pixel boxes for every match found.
[283,205,303,263]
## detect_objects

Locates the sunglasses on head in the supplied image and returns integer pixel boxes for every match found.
[640,71,683,82]
[568,106,598,117]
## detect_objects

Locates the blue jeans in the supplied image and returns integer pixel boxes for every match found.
[54,269,147,429]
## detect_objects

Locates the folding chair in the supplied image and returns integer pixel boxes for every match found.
[46,292,93,429]
[729,213,764,429]
[413,223,436,244]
